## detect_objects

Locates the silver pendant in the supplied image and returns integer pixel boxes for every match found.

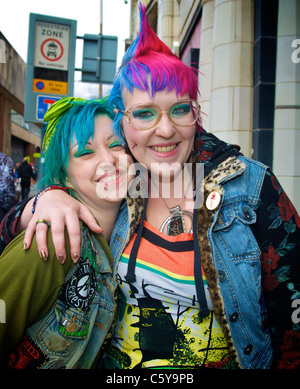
[159,205,193,236]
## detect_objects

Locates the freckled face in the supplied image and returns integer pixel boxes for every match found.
[122,88,196,179]
[67,115,133,207]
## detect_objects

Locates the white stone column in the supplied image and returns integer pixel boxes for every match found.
[198,0,215,131]
[209,0,254,157]
[157,0,175,48]
[273,0,300,213]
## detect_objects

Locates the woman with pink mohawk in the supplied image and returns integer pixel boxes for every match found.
[1,3,300,369]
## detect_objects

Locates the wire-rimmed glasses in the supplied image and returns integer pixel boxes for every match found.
[119,99,200,131]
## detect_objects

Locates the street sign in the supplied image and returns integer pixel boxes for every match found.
[34,21,70,70]
[32,79,68,95]
[25,14,77,123]
[36,95,60,121]
[81,34,118,84]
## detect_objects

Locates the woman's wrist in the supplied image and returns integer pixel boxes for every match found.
[16,197,35,234]
[32,185,72,214]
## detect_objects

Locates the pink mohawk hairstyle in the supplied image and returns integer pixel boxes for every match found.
[134,4,176,59]
[108,2,200,139]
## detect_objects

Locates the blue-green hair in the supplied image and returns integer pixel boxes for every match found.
[38,98,114,189]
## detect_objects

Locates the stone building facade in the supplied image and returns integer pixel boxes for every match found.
[128,0,299,212]
[0,32,41,165]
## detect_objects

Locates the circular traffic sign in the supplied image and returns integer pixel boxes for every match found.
[41,38,64,62]
[35,81,45,90]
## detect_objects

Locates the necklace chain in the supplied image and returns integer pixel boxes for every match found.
[159,205,193,236]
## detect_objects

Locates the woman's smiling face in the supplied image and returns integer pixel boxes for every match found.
[122,87,197,180]
[67,114,133,208]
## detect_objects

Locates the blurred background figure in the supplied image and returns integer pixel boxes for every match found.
[16,157,35,200]
[13,162,21,202]
[0,152,17,220]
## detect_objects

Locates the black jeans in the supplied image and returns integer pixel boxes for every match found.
[21,184,30,200]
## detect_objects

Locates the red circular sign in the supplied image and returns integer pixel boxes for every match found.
[41,38,64,62]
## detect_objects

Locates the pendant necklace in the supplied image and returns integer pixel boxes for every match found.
[154,166,194,236]
[159,204,193,236]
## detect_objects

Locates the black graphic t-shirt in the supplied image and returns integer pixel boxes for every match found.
[102,221,237,369]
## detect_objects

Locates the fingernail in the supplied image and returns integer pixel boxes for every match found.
[23,242,27,250]
[40,250,47,261]
[58,254,65,264]
[72,253,79,263]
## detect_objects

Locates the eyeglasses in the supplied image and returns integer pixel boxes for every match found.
[119,99,200,131]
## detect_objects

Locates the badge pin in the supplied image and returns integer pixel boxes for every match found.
[206,191,221,210]
[65,315,78,333]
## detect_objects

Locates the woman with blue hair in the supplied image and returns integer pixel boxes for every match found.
[1,4,300,369]
[0,98,135,368]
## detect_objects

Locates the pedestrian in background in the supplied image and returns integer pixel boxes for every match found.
[13,162,21,202]
[17,157,34,200]
[0,151,17,220]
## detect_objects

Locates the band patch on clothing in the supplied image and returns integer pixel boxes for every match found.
[60,258,96,311]
[7,334,48,369]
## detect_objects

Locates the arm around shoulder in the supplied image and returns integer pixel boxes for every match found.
[0,229,73,366]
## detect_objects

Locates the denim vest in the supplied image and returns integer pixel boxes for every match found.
[9,226,118,369]
[206,156,273,368]
[111,156,273,369]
